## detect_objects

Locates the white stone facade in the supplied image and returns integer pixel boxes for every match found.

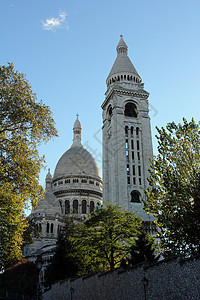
[25,116,103,258]
[102,36,154,222]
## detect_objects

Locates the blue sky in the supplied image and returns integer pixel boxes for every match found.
[1,0,200,188]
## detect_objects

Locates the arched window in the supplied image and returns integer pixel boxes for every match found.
[124,103,137,118]
[131,127,134,136]
[46,222,49,233]
[136,127,139,136]
[125,126,128,136]
[50,223,54,234]
[130,190,141,203]
[90,201,94,213]
[65,200,70,214]
[107,105,112,119]
[82,200,87,214]
[73,200,78,213]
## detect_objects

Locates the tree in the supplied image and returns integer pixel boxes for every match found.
[0,63,57,270]
[145,118,200,257]
[45,218,79,285]
[46,205,142,278]
[0,259,39,298]
[127,232,159,266]
[79,204,142,272]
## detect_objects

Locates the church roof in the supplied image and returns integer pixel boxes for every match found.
[108,35,139,78]
[54,145,101,179]
[34,191,61,215]
[54,117,101,179]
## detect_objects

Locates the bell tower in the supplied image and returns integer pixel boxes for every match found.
[102,35,154,222]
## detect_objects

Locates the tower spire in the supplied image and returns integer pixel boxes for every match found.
[116,34,128,55]
[72,114,82,147]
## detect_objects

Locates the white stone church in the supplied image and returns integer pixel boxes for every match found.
[24,36,155,271]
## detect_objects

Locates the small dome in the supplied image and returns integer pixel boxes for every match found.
[35,191,61,215]
[54,145,101,179]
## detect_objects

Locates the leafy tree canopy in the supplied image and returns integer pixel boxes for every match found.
[75,204,142,273]
[127,232,159,266]
[145,118,200,257]
[0,63,58,270]
[46,205,142,282]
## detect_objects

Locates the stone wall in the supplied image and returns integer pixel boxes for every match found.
[42,255,200,300]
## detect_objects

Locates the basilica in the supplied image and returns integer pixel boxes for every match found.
[24,35,155,272]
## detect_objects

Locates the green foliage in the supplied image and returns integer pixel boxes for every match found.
[77,204,142,272]
[127,232,159,266]
[0,63,58,270]
[45,218,79,285]
[0,259,39,297]
[46,205,142,280]
[145,118,200,257]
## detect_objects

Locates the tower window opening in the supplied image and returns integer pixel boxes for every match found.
[132,151,134,160]
[125,139,128,149]
[73,179,79,183]
[137,152,140,161]
[133,177,136,185]
[65,200,70,214]
[131,190,141,203]
[81,179,87,183]
[127,177,130,184]
[46,223,49,233]
[108,106,112,116]
[59,200,63,214]
[96,182,99,186]
[134,76,135,82]
[137,140,140,150]
[131,140,134,150]
[130,76,132,80]
[89,180,94,184]
[138,166,141,177]
[73,200,78,214]
[133,165,135,176]
[126,150,129,161]
[125,126,128,136]
[117,76,120,81]
[50,223,54,234]
[124,75,126,80]
[90,201,94,213]
[127,164,130,176]
[65,179,70,184]
[121,75,123,80]
[124,103,137,118]
[82,200,87,214]
[131,127,134,136]
[127,75,130,80]
[136,127,139,136]
[139,178,142,185]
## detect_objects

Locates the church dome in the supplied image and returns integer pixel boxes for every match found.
[54,146,101,179]
[33,191,61,216]
[53,116,101,180]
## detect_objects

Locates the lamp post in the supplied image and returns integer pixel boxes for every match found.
[142,277,149,300]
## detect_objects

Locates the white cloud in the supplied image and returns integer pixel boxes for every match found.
[41,12,69,32]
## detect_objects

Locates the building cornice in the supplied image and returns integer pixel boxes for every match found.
[54,189,103,198]
[102,86,149,109]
